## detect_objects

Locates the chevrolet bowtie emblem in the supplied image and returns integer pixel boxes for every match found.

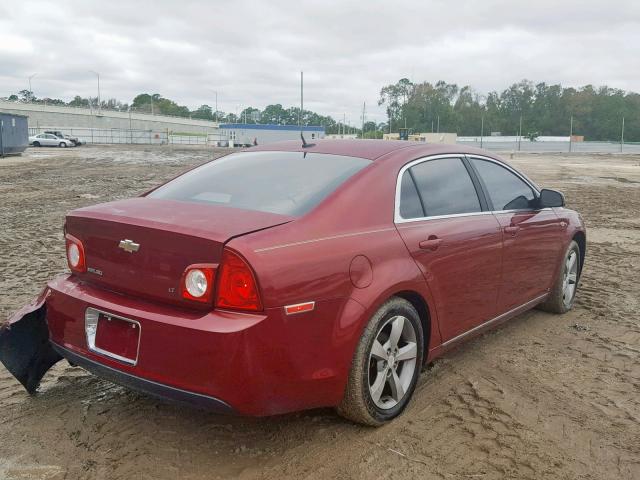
[118,239,140,253]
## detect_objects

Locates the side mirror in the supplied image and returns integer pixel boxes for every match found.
[538,188,565,208]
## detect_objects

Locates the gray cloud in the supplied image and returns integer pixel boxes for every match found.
[1,0,639,124]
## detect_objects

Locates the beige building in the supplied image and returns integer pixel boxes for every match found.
[383,132,457,144]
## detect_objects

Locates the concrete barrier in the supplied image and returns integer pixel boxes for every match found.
[0,100,219,135]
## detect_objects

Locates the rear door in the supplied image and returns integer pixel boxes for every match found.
[394,156,503,341]
[468,156,563,312]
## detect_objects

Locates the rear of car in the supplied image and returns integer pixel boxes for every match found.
[45,150,372,415]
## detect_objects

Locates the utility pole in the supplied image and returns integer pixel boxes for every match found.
[361,101,366,139]
[89,70,101,113]
[214,91,218,122]
[480,115,484,148]
[621,117,625,153]
[436,115,440,133]
[28,73,37,101]
[569,115,573,153]
[299,71,303,129]
[518,114,523,151]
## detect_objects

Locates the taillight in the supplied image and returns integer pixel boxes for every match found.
[65,234,86,273]
[215,248,262,312]
[181,264,216,304]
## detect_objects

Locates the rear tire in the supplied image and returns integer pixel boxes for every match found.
[337,297,424,426]
[538,240,581,314]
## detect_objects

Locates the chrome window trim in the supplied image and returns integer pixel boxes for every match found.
[394,154,483,224]
[85,307,142,366]
[394,153,546,224]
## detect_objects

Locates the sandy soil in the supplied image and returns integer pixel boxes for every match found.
[0,145,638,480]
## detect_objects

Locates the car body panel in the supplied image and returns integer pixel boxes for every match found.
[493,208,563,311]
[395,214,503,340]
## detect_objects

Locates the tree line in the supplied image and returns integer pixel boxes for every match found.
[5,78,640,140]
[379,79,639,141]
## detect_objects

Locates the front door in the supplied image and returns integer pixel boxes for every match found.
[468,156,563,312]
[395,156,503,342]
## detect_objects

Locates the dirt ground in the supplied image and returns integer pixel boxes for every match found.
[0,145,638,480]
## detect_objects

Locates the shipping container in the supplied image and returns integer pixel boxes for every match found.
[0,113,29,156]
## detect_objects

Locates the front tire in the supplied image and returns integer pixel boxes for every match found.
[337,297,424,426]
[59,142,67,148]
[33,141,41,147]
[538,240,581,314]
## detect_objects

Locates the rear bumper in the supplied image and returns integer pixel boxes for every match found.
[52,342,234,413]
[44,274,366,416]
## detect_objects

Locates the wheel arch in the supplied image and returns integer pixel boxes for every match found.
[572,230,586,277]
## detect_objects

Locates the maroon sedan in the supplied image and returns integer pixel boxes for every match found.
[0,140,585,425]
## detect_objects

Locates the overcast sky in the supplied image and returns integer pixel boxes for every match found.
[1,0,639,124]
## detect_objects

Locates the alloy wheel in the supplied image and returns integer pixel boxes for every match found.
[562,250,578,307]
[368,315,418,409]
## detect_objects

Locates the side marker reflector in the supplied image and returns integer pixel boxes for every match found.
[284,302,315,315]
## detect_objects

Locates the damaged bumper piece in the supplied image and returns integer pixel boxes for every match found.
[0,289,62,393]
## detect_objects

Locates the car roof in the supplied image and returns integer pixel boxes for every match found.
[245,139,496,161]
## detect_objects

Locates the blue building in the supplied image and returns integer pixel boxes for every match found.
[0,113,29,156]
[219,123,325,147]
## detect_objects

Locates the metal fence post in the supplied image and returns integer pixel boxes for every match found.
[0,119,4,157]
[569,115,573,153]
[518,115,522,151]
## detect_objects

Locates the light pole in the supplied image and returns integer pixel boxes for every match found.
[89,70,101,113]
[214,91,218,122]
[28,73,37,101]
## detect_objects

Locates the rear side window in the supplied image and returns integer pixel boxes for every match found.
[148,151,370,216]
[471,158,535,210]
[399,171,425,219]
[407,157,481,217]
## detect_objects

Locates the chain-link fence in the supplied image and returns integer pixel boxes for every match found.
[28,127,227,146]
[457,137,640,154]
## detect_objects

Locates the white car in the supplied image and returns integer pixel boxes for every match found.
[29,133,74,148]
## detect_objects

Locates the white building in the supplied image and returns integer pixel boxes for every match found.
[219,123,325,147]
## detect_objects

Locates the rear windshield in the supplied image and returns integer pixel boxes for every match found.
[148,151,371,216]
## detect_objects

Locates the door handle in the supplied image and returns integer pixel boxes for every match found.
[504,225,519,236]
[419,236,442,251]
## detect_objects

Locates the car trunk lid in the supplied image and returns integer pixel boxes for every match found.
[65,198,293,308]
